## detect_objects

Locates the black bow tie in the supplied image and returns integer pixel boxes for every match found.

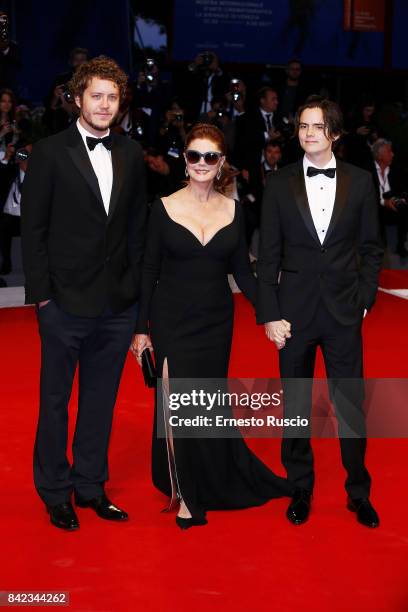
[307,166,336,178]
[86,135,113,151]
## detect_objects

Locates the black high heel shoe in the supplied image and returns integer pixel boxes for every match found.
[175,515,208,530]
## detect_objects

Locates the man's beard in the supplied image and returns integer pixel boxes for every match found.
[81,112,116,132]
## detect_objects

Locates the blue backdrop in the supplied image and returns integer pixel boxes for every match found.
[392,0,408,69]
[15,0,131,103]
[173,0,384,68]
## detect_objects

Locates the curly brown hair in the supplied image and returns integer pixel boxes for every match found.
[69,55,128,101]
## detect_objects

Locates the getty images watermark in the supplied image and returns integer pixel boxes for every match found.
[156,378,408,439]
[166,387,308,429]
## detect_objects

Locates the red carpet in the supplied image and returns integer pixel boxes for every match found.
[0,274,407,611]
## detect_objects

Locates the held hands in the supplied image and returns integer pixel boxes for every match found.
[130,333,153,366]
[264,320,291,350]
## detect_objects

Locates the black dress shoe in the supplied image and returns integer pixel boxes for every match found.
[286,489,312,525]
[175,515,208,530]
[347,497,379,528]
[47,502,79,531]
[75,493,128,521]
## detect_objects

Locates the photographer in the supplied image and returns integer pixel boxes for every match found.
[144,146,185,202]
[43,47,88,134]
[132,58,172,146]
[237,140,283,250]
[0,87,18,156]
[344,97,380,170]
[235,87,286,180]
[112,83,146,142]
[146,102,186,200]
[371,139,408,260]
[157,101,187,157]
[0,137,32,275]
[182,51,229,121]
[0,12,20,91]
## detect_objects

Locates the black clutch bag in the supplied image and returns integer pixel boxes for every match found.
[141,348,157,388]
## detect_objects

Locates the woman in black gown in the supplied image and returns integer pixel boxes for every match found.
[133,123,292,528]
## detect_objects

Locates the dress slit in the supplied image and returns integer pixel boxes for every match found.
[159,357,182,512]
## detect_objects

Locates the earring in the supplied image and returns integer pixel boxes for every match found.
[185,167,189,177]
[216,167,222,180]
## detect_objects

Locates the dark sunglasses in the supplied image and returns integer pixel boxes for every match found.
[185,149,222,165]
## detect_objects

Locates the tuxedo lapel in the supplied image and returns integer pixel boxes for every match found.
[323,161,351,244]
[107,135,126,222]
[289,163,320,244]
[66,124,105,213]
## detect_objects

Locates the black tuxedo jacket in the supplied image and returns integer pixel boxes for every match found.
[21,123,147,316]
[236,109,284,172]
[256,159,384,329]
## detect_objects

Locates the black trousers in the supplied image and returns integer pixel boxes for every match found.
[0,212,20,266]
[34,299,138,506]
[279,300,371,499]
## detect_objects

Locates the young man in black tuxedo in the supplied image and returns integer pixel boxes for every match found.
[257,99,383,528]
[21,56,147,530]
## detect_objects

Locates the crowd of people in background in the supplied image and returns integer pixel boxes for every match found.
[1,34,408,279]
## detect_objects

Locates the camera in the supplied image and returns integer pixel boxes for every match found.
[200,52,214,67]
[0,13,9,42]
[174,112,183,122]
[133,123,144,139]
[394,193,408,208]
[61,84,74,104]
[145,58,156,83]
[280,116,294,138]
[383,190,408,208]
[15,147,30,162]
[230,79,242,102]
[217,109,228,118]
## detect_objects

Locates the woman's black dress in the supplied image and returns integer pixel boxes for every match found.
[136,198,292,517]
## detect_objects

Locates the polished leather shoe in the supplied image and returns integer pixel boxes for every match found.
[175,515,208,530]
[75,493,128,521]
[286,489,312,525]
[347,497,379,528]
[47,502,79,531]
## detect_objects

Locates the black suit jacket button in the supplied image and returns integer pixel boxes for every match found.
[321,247,327,253]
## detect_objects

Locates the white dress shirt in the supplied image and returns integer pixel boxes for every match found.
[3,168,25,216]
[76,119,113,215]
[200,73,215,115]
[303,154,337,244]
[260,107,274,141]
[374,161,390,206]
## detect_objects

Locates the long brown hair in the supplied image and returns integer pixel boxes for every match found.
[0,88,16,121]
[184,123,234,194]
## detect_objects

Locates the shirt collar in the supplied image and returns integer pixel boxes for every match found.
[76,119,110,149]
[264,160,275,171]
[374,161,389,176]
[260,107,273,119]
[303,153,336,174]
